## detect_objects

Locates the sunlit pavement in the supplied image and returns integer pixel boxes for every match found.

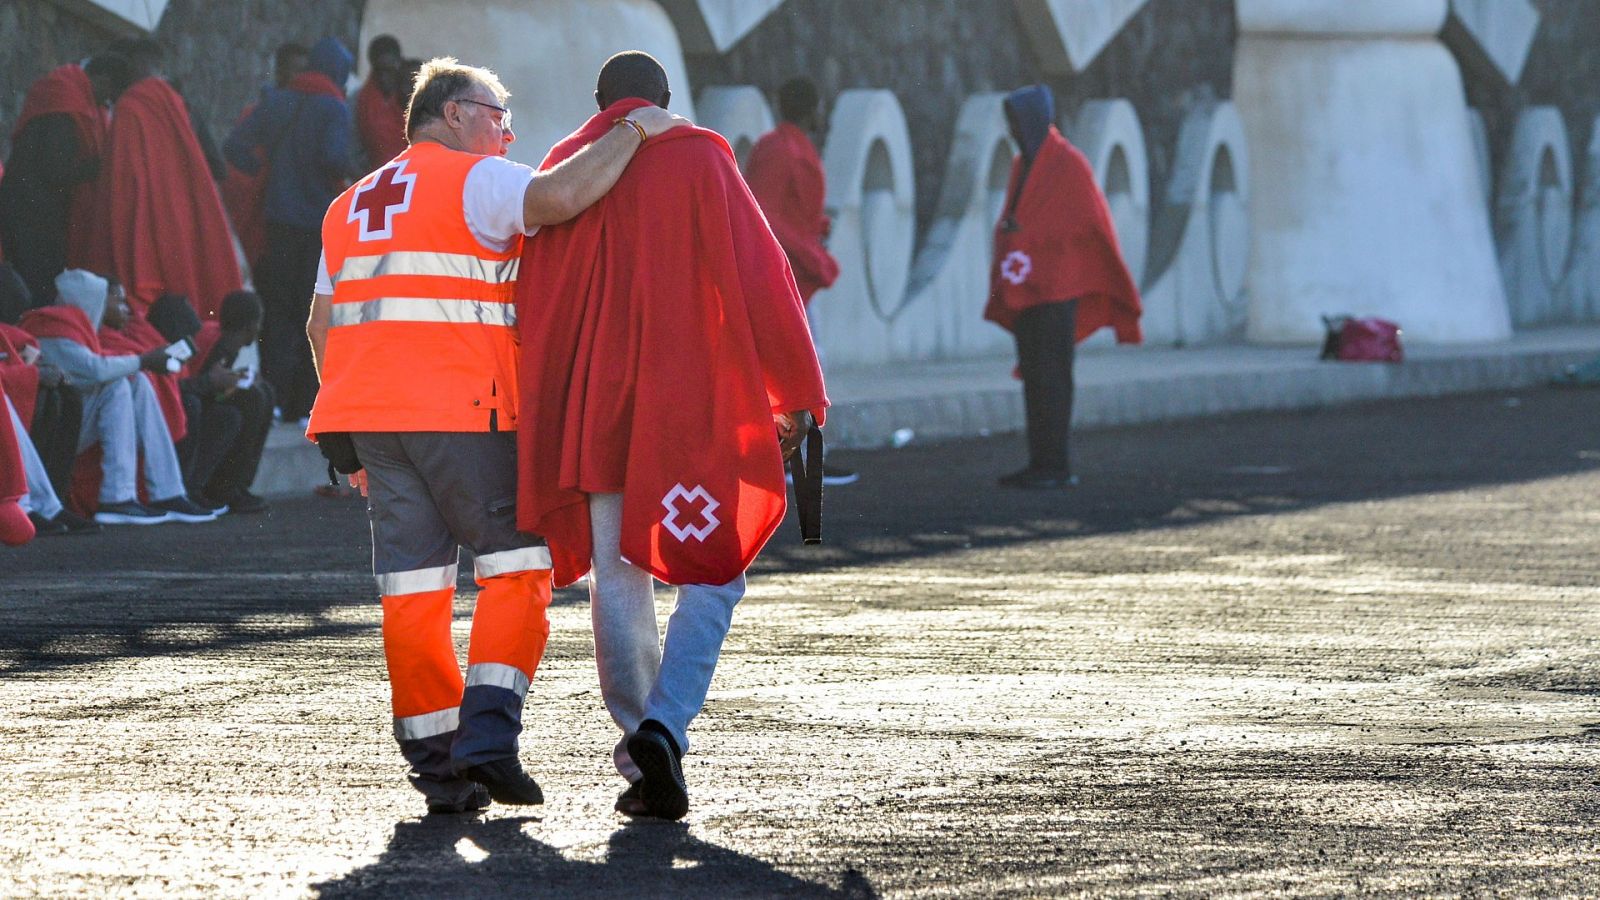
[4,387,1600,897]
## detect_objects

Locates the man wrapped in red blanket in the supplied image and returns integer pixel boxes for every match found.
[515,53,827,822]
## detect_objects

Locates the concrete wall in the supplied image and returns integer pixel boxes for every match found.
[684,0,1236,241]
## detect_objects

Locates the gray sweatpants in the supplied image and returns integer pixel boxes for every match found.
[77,374,185,504]
[8,394,61,520]
[588,492,746,783]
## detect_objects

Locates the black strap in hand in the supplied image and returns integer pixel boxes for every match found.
[789,423,823,545]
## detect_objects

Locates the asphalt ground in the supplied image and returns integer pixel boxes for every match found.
[3,387,1599,897]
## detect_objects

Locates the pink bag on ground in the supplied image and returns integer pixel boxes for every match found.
[1321,316,1403,363]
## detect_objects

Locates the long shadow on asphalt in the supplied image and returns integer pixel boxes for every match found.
[4,387,1597,675]
[312,815,877,898]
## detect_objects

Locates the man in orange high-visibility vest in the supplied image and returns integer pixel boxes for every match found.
[306,57,687,815]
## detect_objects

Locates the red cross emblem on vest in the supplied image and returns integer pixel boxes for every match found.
[349,160,417,242]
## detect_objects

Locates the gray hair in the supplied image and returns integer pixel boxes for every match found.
[404,57,510,140]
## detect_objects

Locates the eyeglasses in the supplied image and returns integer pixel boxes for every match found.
[456,98,512,131]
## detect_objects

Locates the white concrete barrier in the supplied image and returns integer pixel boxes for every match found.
[1068,99,1150,290]
[898,92,1016,361]
[1141,100,1251,346]
[1496,107,1574,326]
[1234,0,1511,343]
[361,0,697,168]
[696,85,774,169]
[809,89,916,369]
[1558,117,1600,321]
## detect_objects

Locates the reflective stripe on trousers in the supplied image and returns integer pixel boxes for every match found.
[474,546,552,579]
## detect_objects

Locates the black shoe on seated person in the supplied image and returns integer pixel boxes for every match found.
[459,757,544,806]
[997,467,1078,490]
[50,509,101,535]
[149,495,219,523]
[93,500,172,526]
[626,719,688,821]
[191,494,229,516]
[27,512,67,536]
[222,488,268,515]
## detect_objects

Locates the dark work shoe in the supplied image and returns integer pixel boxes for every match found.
[93,500,173,526]
[997,467,1079,490]
[626,720,688,821]
[614,781,649,817]
[427,784,492,815]
[150,495,219,523]
[459,757,544,806]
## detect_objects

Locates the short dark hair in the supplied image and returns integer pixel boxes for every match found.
[108,37,166,77]
[405,57,509,139]
[777,77,819,124]
[275,42,309,72]
[83,53,134,102]
[368,34,402,65]
[596,51,669,109]
[219,291,264,332]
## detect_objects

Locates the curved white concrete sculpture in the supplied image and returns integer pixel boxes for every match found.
[361,0,697,167]
[1067,99,1150,289]
[898,92,1016,360]
[1234,0,1511,343]
[1140,101,1251,346]
[1495,107,1574,326]
[1559,117,1600,321]
[808,90,916,369]
[695,85,774,169]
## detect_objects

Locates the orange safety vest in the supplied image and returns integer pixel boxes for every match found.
[308,142,522,435]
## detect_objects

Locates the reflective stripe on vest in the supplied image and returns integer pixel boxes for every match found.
[332,251,521,287]
[330,297,517,329]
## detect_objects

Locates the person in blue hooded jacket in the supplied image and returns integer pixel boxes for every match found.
[987,84,1142,489]
[225,37,357,424]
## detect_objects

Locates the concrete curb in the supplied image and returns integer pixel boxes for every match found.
[250,326,1600,496]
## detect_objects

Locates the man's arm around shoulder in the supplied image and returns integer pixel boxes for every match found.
[521,106,691,227]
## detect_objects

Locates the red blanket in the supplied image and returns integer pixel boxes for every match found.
[985,127,1142,344]
[745,123,839,304]
[100,314,187,443]
[78,77,242,319]
[356,79,408,169]
[13,64,106,158]
[20,305,185,512]
[517,99,829,587]
[0,324,42,430]
[16,64,110,274]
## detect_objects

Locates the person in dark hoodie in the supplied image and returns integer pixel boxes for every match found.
[984,84,1142,490]
[225,37,356,424]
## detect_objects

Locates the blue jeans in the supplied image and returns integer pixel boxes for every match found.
[587,493,745,782]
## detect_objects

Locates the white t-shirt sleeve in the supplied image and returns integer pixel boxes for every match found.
[314,252,333,295]
[463,156,539,252]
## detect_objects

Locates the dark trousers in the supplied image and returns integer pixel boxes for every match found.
[257,223,322,419]
[30,384,83,499]
[1014,300,1077,474]
[177,381,275,501]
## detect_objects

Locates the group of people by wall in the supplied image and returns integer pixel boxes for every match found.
[0,33,423,544]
